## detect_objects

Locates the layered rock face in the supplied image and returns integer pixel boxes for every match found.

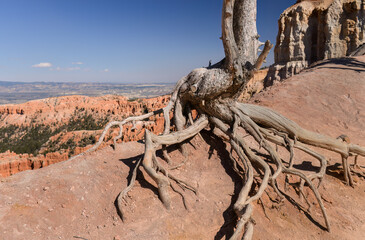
[270,0,365,81]
[0,95,169,177]
[0,95,169,128]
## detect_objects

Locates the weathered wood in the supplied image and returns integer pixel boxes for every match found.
[73,0,365,239]
[222,0,239,74]
[233,0,260,64]
[255,40,273,69]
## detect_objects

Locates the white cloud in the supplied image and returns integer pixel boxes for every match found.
[103,69,109,72]
[32,62,52,68]
[72,62,83,65]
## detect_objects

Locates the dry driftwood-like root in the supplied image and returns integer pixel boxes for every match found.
[73,0,365,239]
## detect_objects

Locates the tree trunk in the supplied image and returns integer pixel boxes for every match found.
[74,1,365,239]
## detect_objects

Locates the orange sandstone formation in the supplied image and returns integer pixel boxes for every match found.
[0,95,169,177]
[267,0,365,82]
[0,95,169,128]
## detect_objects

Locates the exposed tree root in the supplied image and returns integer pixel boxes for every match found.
[74,94,364,238]
[71,0,365,238]
[116,156,142,222]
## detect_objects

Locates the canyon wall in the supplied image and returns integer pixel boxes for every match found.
[268,0,365,82]
[0,95,169,127]
[0,95,169,177]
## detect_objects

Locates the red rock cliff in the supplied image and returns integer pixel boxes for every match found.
[0,95,169,177]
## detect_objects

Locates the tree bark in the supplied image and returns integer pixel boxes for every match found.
[233,0,261,65]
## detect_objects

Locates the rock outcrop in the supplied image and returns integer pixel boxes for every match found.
[268,0,365,82]
[0,150,69,177]
[0,95,169,177]
[0,95,169,128]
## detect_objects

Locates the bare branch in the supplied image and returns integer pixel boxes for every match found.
[222,0,240,74]
[254,40,273,70]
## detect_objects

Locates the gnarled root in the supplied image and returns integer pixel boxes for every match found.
[78,96,364,239]
[116,115,208,218]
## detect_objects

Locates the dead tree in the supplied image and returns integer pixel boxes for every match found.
[76,0,365,239]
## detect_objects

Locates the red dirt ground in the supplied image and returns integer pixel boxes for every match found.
[0,56,364,240]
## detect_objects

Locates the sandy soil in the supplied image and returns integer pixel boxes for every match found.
[0,56,364,240]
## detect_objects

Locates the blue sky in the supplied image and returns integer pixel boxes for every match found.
[0,0,295,83]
